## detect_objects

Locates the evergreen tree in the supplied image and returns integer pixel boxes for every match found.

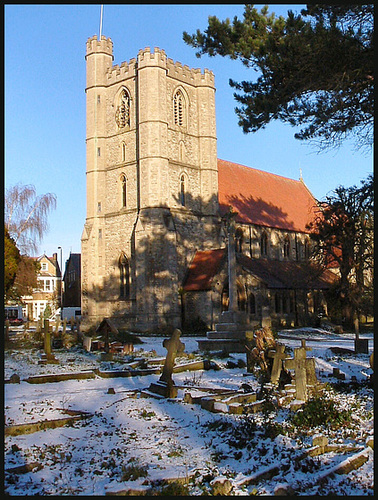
[307,175,373,329]
[183,4,373,152]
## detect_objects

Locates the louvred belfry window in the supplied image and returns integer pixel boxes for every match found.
[174,90,184,126]
[116,89,130,128]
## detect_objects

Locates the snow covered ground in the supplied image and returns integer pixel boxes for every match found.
[4,327,374,496]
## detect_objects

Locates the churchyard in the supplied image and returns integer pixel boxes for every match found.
[4,322,374,496]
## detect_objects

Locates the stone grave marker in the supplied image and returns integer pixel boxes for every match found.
[40,319,58,364]
[146,329,185,398]
[268,343,288,384]
[284,344,308,401]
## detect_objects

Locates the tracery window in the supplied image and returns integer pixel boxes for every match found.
[119,254,130,299]
[121,174,127,208]
[260,232,268,256]
[174,90,185,126]
[115,89,130,129]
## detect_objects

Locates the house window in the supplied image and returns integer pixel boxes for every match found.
[283,236,291,258]
[115,89,130,128]
[235,227,243,253]
[41,262,48,271]
[180,174,186,206]
[174,90,185,126]
[121,174,127,208]
[45,280,51,292]
[260,232,268,256]
[119,254,130,299]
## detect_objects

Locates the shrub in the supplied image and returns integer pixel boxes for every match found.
[289,395,352,429]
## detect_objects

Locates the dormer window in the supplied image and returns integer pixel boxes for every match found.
[116,89,130,129]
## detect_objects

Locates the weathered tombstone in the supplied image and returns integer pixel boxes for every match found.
[41,319,58,364]
[83,336,92,352]
[147,329,185,398]
[268,343,288,384]
[284,346,308,401]
[298,339,318,386]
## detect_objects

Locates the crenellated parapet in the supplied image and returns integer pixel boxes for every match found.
[106,58,137,84]
[86,35,113,58]
[166,56,214,87]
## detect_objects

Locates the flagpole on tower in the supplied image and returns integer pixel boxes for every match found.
[99,4,104,40]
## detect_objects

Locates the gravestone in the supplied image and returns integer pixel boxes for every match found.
[268,343,288,384]
[244,327,276,373]
[284,345,308,401]
[147,329,185,398]
[41,319,58,364]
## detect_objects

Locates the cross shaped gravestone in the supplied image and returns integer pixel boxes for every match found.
[268,343,288,384]
[284,345,308,401]
[41,319,58,363]
[299,339,318,386]
[147,329,185,398]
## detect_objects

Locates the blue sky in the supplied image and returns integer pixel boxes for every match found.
[5,4,373,269]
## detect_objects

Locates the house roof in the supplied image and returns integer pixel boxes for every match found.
[183,248,226,291]
[217,159,318,233]
[183,248,337,291]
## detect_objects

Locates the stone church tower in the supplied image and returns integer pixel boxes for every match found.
[81,35,221,331]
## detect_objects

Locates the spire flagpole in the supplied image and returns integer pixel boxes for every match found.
[99,5,104,40]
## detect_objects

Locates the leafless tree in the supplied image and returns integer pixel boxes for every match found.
[5,183,57,255]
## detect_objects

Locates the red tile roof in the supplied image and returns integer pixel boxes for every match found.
[183,248,226,291]
[218,159,318,233]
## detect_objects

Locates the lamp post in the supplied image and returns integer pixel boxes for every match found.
[58,247,63,316]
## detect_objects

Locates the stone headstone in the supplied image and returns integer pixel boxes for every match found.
[284,346,308,401]
[147,329,185,398]
[83,336,92,352]
[268,343,288,384]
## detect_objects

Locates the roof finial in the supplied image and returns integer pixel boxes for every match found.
[299,166,303,181]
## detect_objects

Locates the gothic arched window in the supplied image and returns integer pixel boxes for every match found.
[119,254,130,299]
[120,174,127,208]
[174,90,185,126]
[283,235,291,258]
[180,174,186,206]
[260,232,268,257]
[116,89,130,129]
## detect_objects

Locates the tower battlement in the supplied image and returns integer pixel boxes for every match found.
[86,35,113,57]
[106,58,137,83]
[166,57,214,86]
[137,47,167,67]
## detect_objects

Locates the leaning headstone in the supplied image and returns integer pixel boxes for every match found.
[268,343,288,384]
[147,329,185,398]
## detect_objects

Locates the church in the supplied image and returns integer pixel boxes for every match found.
[81,35,336,333]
